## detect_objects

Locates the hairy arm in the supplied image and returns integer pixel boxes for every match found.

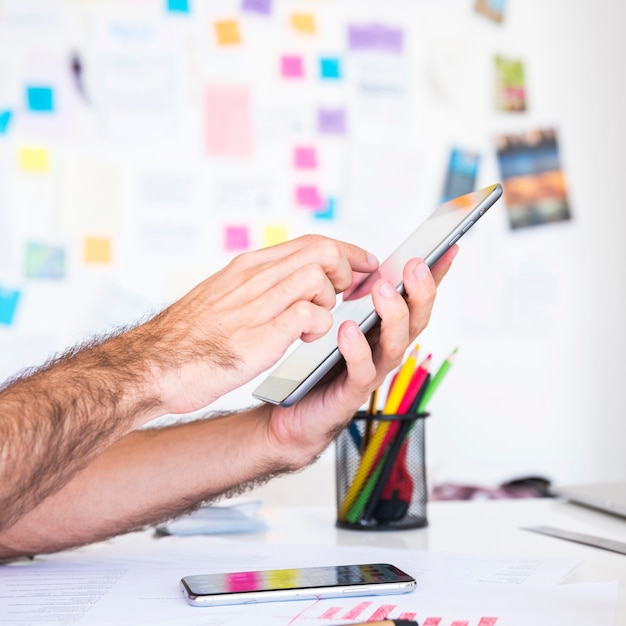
[0,406,289,559]
[0,235,378,533]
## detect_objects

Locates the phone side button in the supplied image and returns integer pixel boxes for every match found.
[448,233,462,246]
[344,587,370,594]
[462,220,475,232]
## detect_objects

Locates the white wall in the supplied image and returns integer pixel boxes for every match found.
[1,0,625,498]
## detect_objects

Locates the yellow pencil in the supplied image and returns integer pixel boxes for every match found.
[339,344,419,520]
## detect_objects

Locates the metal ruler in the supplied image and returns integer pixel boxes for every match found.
[522,525,626,555]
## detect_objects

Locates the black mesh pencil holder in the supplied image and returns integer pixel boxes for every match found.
[335,410,429,531]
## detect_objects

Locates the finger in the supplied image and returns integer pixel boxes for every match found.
[430,244,459,286]
[368,279,412,374]
[333,321,378,406]
[402,258,438,339]
[227,263,339,335]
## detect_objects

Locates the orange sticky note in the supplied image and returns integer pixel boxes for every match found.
[215,19,241,45]
[84,236,112,264]
[291,13,316,34]
[19,147,49,172]
[263,224,289,247]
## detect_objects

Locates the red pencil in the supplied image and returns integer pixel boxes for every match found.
[397,354,431,414]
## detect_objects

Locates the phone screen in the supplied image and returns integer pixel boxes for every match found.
[180,563,416,606]
[252,183,502,407]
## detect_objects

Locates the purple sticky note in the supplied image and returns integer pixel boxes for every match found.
[295,185,323,209]
[293,146,317,169]
[242,0,272,15]
[224,225,250,251]
[317,107,347,135]
[281,55,304,79]
[348,24,404,54]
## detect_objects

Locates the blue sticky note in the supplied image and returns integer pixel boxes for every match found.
[166,0,190,13]
[0,110,12,134]
[0,288,20,326]
[314,197,336,220]
[26,86,54,113]
[320,57,341,80]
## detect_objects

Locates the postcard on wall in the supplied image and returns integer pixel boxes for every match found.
[475,0,507,23]
[441,147,480,203]
[495,128,572,230]
[495,55,527,112]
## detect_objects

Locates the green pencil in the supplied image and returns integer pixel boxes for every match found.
[416,347,458,413]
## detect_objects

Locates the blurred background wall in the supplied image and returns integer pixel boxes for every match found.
[1,0,625,495]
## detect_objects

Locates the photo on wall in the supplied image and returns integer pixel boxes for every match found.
[494,55,527,112]
[495,128,571,230]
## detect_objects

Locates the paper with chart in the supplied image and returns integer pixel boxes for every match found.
[0,536,617,625]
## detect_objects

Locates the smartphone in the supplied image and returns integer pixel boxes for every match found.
[252,183,503,407]
[180,562,416,607]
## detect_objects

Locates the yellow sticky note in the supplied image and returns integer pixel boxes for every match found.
[84,236,112,264]
[19,147,49,173]
[291,13,316,34]
[215,19,241,45]
[263,224,289,247]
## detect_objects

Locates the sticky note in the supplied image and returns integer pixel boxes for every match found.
[166,0,190,13]
[290,13,316,34]
[281,55,304,79]
[293,146,317,169]
[295,185,323,209]
[314,197,336,220]
[263,224,289,247]
[317,107,346,135]
[348,24,404,54]
[0,287,20,326]
[84,236,112,264]
[242,0,272,15]
[19,147,50,173]
[224,225,250,251]
[320,57,341,80]
[205,85,252,157]
[215,20,241,46]
[26,86,55,112]
[25,242,66,279]
[0,111,12,134]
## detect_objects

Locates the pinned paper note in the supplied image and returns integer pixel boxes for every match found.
[293,146,317,169]
[205,85,252,157]
[84,236,112,264]
[0,287,20,326]
[317,107,347,135]
[215,20,241,46]
[295,185,323,209]
[281,55,304,79]
[263,224,289,247]
[224,225,250,251]
[320,57,341,80]
[26,86,55,112]
[290,13,316,34]
[348,24,404,54]
[166,0,190,13]
[0,111,13,134]
[18,147,49,172]
[441,148,480,202]
[25,242,66,279]
[242,0,272,15]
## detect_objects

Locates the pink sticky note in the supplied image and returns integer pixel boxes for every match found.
[293,146,317,169]
[224,225,250,251]
[295,185,323,209]
[281,55,304,78]
[206,85,252,157]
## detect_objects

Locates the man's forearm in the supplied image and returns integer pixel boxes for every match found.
[0,330,164,531]
[0,404,294,558]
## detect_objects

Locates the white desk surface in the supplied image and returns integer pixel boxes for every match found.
[230,498,626,624]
